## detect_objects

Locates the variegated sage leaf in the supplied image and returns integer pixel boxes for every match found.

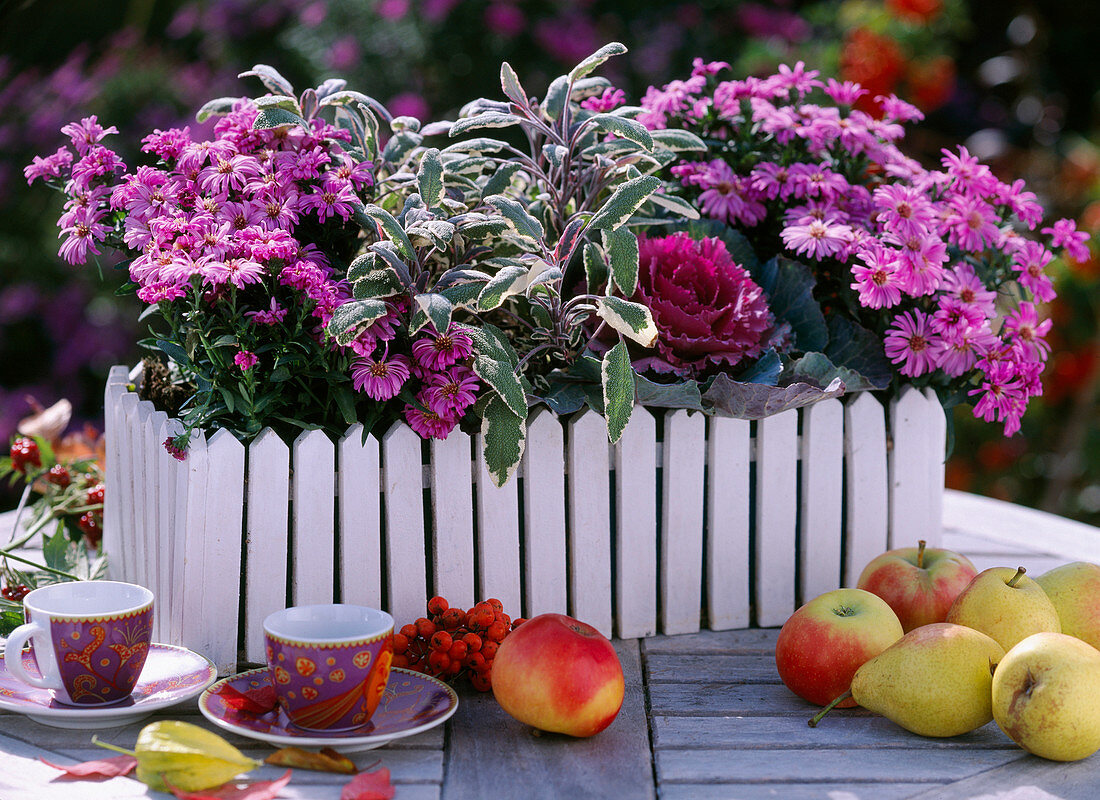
[253,107,309,131]
[438,280,487,310]
[584,114,653,151]
[195,97,239,123]
[459,217,511,239]
[299,88,319,121]
[443,137,510,155]
[357,205,415,261]
[417,148,445,208]
[474,353,527,418]
[588,175,661,232]
[526,266,563,295]
[481,396,526,487]
[543,75,570,121]
[238,64,294,95]
[571,76,613,99]
[542,143,568,169]
[602,228,639,296]
[602,340,635,444]
[568,42,628,82]
[584,242,608,289]
[315,78,347,99]
[254,94,302,114]
[412,293,454,335]
[482,161,523,198]
[499,62,528,107]
[468,323,518,366]
[327,299,389,345]
[382,131,422,164]
[319,90,391,122]
[484,195,544,240]
[407,219,455,251]
[450,113,522,137]
[596,296,658,348]
[477,265,528,311]
[554,215,589,267]
[650,128,708,153]
[367,243,413,288]
[351,270,403,300]
[648,192,701,220]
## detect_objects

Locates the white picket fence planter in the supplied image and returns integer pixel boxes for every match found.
[102,364,946,674]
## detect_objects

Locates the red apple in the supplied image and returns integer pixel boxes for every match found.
[857,540,978,632]
[775,588,903,707]
[491,613,624,737]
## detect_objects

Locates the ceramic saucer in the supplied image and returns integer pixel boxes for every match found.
[0,643,217,729]
[199,667,458,752]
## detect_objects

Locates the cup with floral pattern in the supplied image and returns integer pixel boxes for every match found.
[263,604,394,731]
[4,580,154,706]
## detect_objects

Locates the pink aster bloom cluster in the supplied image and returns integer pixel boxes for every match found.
[640,60,1086,436]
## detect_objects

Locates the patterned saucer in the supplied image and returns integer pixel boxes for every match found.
[199,667,458,752]
[0,643,217,729]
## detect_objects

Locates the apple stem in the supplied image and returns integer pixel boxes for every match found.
[917,540,926,569]
[1006,566,1026,588]
[808,690,853,728]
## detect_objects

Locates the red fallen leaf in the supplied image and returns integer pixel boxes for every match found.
[218,684,279,714]
[341,767,395,800]
[40,755,137,778]
[165,769,292,800]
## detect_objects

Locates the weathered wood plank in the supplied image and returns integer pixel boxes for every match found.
[906,751,1100,800]
[643,626,780,655]
[614,408,657,639]
[645,653,780,684]
[244,428,290,664]
[660,409,706,635]
[648,681,851,716]
[651,715,1016,749]
[0,733,147,799]
[431,431,475,609]
[659,783,938,800]
[755,409,799,626]
[655,747,1022,783]
[522,409,567,618]
[441,639,654,800]
[800,398,843,604]
[339,424,382,609]
[566,410,613,638]
[705,416,750,630]
[291,429,335,607]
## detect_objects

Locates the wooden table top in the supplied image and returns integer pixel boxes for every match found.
[2,490,1100,799]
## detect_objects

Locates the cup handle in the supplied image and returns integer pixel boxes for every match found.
[4,622,56,690]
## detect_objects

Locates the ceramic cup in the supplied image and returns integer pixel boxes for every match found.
[263,604,394,731]
[4,580,154,706]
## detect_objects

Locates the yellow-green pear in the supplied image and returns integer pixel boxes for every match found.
[810,623,1004,737]
[945,566,1059,651]
[992,632,1100,761]
[1035,562,1100,650]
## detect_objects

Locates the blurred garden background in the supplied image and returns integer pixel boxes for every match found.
[2,0,1099,523]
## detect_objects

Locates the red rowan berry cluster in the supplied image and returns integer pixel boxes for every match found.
[1,584,30,601]
[9,438,41,474]
[392,596,526,692]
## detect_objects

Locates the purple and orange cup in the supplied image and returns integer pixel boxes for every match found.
[263,604,394,731]
[4,580,154,706]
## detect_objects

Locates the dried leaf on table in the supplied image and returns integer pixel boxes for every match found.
[40,755,137,778]
[341,767,395,800]
[218,684,279,714]
[265,746,357,774]
[165,768,292,800]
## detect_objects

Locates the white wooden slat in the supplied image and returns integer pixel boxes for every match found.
[292,430,336,607]
[843,392,890,587]
[706,416,750,631]
[200,429,245,674]
[661,410,706,635]
[522,409,568,618]
[244,428,290,664]
[339,424,382,610]
[473,434,521,616]
[924,388,947,549]
[144,410,167,642]
[115,392,139,585]
[101,368,129,581]
[566,410,612,639]
[178,430,208,661]
[382,423,427,627]
[162,417,187,647]
[615,408,657,639]
[888,386,933,549]
[130,401,155,594]
[800,398,844,604]
[755,409,799,627]
[430,433,475,610]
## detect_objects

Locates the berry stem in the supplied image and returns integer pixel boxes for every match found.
[808,690,853,728]
[1006,566,1026,588]
[916,540,926,569]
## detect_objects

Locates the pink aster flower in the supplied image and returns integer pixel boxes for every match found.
[850,247,904,309]
[57,209,112,265]
[930,324,999,377]
[581,87,627,113]
[234,349,259,371]
[877,94,924,124]
[61,116,119,156]
[1011,240,1056,303]
[245,297,288,325]
[404,391,459,440]
[423,366,480,417]
[204,256,266,288]
[969,361,1026,436]
[941,146,998,197]
[1042,218,1091,263]
[411,326,474,371]
[301,182,359,222]
[941,264,997,318]
[884,309,938,377]
[872,184,934,240]
[351,352,411,400]
[780,219,852,261]
[944,194,1000,253]
[1002,302,1052,361]
[823,79,867,106]
[24,147,73,184]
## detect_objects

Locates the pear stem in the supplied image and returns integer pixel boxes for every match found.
[808,690,853,727]
[1006,566,1026,588]
[917,540,926,569]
